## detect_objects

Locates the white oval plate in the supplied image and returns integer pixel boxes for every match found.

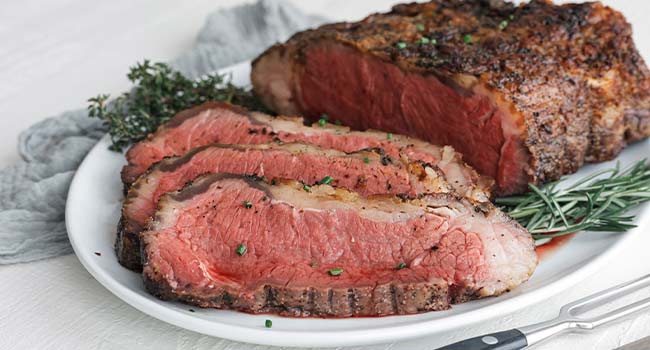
[66,61,650,348]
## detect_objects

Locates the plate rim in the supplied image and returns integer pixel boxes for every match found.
[65,62,648,347]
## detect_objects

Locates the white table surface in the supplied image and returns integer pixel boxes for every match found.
[1,1,650,349]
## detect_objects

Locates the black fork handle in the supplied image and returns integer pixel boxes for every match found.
[435,329,528,350]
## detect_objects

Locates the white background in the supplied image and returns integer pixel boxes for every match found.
[1,1,650,349]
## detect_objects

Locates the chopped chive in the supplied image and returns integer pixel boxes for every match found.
[416,23,425,31]
[334,120,342,126]
[328,268,343,276]
[509,14,515,21]
[396,42,407,49]
[243,200,252,209]
[463,34,472,44]
[499,20,508,30]
[303,184,311,192]
[396,262,407,270]
[310,262,319,267]
[320,113,329,120]
[363,157,370,164]
[430,38,438,45]
[419,37,430,45]
[386,132,393,140]
[320,176,333,185]
[318,118,326,127]
[236,244,247,256]
[265,319,272,328]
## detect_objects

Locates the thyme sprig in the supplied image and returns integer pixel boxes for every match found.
[88,60,270,151]
[496,159,650,245]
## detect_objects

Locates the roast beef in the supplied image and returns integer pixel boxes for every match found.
[142,174,537,317]
[121,102,489,201]
[251,0,650,195]
[117,142,452,270]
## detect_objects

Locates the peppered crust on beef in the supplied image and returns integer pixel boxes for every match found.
[251,0,650,195]
[142,174,537,317]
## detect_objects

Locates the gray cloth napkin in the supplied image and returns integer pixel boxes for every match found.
[0,0,325,264]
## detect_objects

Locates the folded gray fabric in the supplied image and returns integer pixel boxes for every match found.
[0,0,325,264]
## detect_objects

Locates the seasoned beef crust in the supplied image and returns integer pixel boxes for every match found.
[251,0,650,195]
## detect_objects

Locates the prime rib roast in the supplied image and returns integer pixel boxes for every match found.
[142,174,537,317]
[251,0,650,195]
[117,142,453,270]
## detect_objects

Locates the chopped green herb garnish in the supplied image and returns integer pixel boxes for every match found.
[499,20,509,30]
[303,184,312,192]
[243,200,252,209]
[310,262,319,267]
[320,113,329,120]
[320,176,333,185]
[236,244,247,256]
[430,38,438,45]
[396,262,407,270]
[396,42,407,49]
[463,34,472,44]
[363,157,370,164]
[386,132,393,140]
[416,23,425,31]
[318,118,326,127]
[328,268,343,276]
[334,120,342,126]
[509,14,515,21]
[265,319,272,328]
[419,37,430,45]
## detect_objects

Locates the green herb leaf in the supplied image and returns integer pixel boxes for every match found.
[243,200,252,209]
[87,60,271,151]
[463,34,472,44]
[328,268,343,276]
[419,37,430,45]
[265,319,272,328]
[499,20,509,30]
[303,184,312,192]
[318,118,327,127]
[236,244,247,256]
[334,120,342,126]
[320,176,334,185]
[310,262,319,267]
[396,262,407,270]
[363,157,370,164]
[497,159,650,245]
[416,23,425,31]
[396,42,407,49]
[386,132,393,140]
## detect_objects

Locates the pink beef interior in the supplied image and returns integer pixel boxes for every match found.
[296,42,530,195]
[146,178,490,291]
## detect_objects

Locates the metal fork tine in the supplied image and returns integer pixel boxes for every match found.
[588,296,650,328]
[562,273,650,316]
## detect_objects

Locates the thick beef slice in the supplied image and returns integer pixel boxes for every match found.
[142,174,537,317]
[121,103,490,201]
[251,0,650,195]
[117,142,451,270]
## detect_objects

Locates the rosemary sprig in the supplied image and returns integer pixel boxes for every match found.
[496,159,650,245]
[87,60,270,151]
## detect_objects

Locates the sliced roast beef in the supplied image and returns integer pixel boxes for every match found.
[251,0,650,195]
[117,142,452,270]
[142,174,537,317]
[121,102,489,201]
